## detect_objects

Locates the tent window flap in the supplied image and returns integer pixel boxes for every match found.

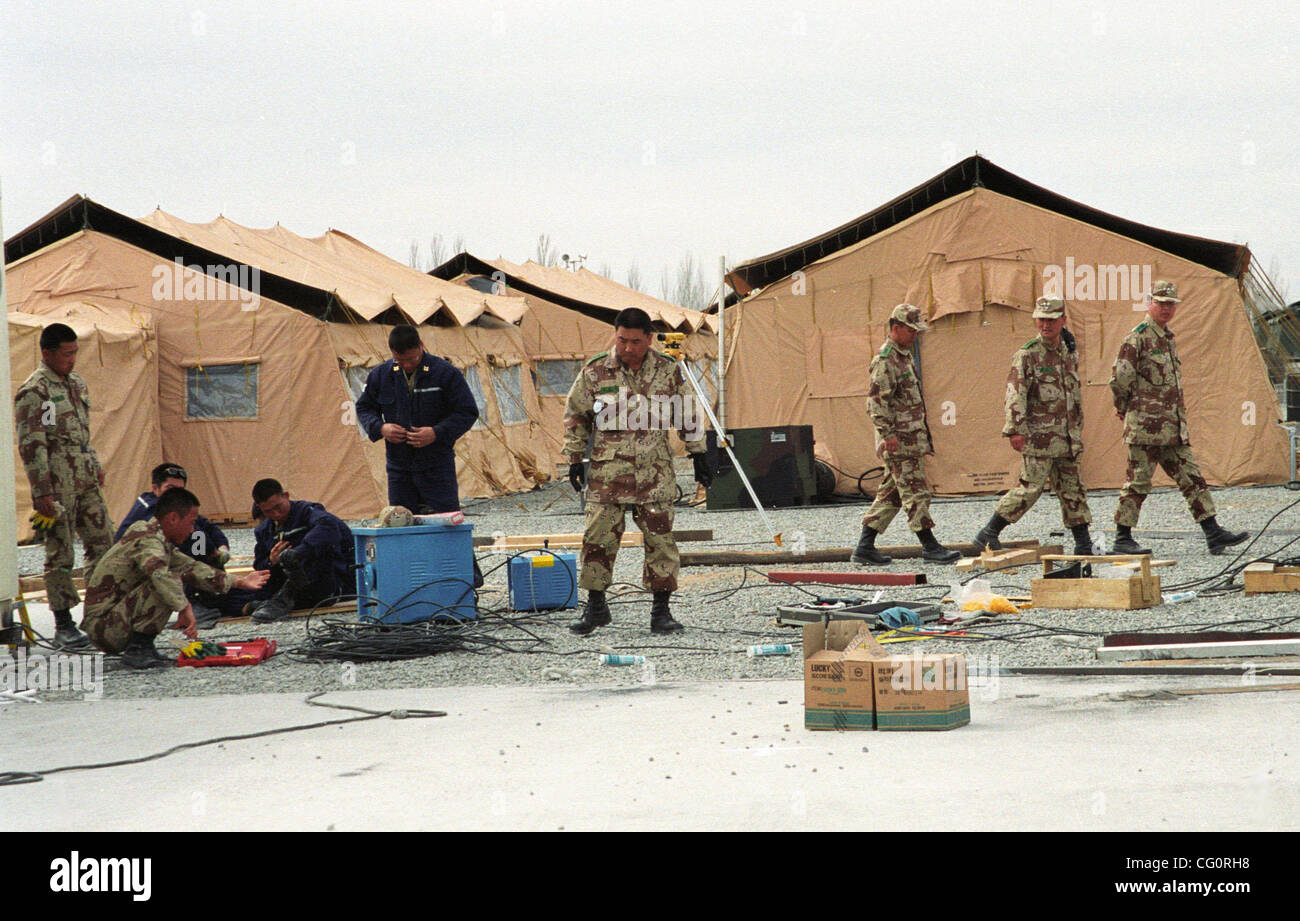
[464,365,489,429]
[186,363,259,419]
[491,364,529,425]
[536,359,582,397]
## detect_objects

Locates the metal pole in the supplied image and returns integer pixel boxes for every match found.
[679,360,781,546]
[716,256,726,438]
[0,180,21,604]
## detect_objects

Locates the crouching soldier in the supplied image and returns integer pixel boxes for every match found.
[115,462,258,627]
[973,298,1095,554]
[249,478,355,622]
[81,488,271,669]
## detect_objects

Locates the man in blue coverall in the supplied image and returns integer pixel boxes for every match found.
[115,462,257,627]
[248,478,355,623]
[354,324,479,514]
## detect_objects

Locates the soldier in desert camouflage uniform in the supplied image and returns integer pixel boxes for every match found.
[82,488,270,669]
[851,304,961,565]
[1108,280,1248,555]
[973,298,1096,555]
[14,323,113,650]
[563,308,712,635]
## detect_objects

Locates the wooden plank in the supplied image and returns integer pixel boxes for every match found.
[682,538,1041,568]
[1243,562,1300,594]
[216,601,357,625]
[766,571,927,586]
[1105,631,1300,647]
[1108,559,1177,571]
[1098,638,1300,663]
[487,533,642,551]
[20,569,88,594]
[1031,573,1161,610]
[955,544,1062,573]
[471,528,713,548]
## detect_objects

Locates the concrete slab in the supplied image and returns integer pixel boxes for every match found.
[2,674,1297,831]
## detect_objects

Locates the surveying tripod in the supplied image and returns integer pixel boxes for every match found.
[658,333,783,547]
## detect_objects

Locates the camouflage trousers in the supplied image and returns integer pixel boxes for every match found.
[996,455,1093,527]
[862,454,935,535]
[82,581,177,654]
[43,485,114,612]
[1115,444,1215,527]
[579,500,678,592]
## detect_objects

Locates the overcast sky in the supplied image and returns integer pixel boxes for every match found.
[2,0,1296,301]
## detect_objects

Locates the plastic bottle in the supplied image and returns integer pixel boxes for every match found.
[746,644,794,657]
[1162,590,1198,604]
[599,654,646,666]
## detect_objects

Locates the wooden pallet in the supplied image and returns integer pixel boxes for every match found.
[1030,554,1161,610]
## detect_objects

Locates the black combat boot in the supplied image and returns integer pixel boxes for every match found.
[1110,526,1151,556]
[120,631,172,670]
[191,601,223,629]
[972,514,1009,554]
[1200,517,1248,555]
[251,586,294,623]
[849,523,892,565]
[649,590,684,634]
[917,529,962,563]
[51,609,93,651]
[1070,524,1096,556]
[569,590,612,635]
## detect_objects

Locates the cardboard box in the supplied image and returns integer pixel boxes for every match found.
[872,654,970,730]
[803,621,969,731]
[803,620,878,730]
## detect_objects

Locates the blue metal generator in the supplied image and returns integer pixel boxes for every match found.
[508,551,578,611]
[353,522,476,623]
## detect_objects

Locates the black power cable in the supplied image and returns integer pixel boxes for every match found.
[0,692,444,787]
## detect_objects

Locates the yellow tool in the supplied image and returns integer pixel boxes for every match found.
[659,331,687,360]
[2,593,37,653]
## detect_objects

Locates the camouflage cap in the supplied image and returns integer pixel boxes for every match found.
[1032,296,1066,319]
[889,303,928,331]
[1150,280,1181,303]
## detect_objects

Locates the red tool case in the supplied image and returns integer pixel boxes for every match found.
[176,638,277,667]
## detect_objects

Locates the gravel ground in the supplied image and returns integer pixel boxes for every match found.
[16,469,1300,701]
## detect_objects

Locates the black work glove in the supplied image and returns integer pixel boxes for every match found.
[692,454,714,487]
[1061,327,1077,353]
[568,461,587,493]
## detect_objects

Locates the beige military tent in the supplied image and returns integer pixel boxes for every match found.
[5,198,553,528]
[8,306,160,542]
[432,252,719,461]
[724,156,1290,495]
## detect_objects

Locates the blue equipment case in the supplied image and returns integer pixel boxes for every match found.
[508,551,578,611]
[353,522,476,623]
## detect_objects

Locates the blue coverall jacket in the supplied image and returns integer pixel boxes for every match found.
[354,352,479,513]
[253,500,354,597]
